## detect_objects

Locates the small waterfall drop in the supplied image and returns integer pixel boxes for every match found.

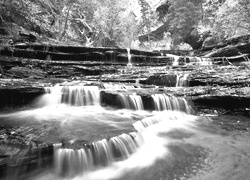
[54,132,143,178]
[118,93,144,110]
[126,48,132,68]
[116,93,191,113]
[167,54,179,66]
[42,85,100,106]
[151,94,191,113]
[52,111,198,180]
[176,74,189,87]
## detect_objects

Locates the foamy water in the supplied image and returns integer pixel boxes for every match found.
[30,110,250,180]
[30,111,203,180]
[2,85,250,180]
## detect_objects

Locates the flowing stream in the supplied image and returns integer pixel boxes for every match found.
[1,84,250,180]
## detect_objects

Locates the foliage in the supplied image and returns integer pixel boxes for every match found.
[200,0,250,41]
[164,0,203,49]
[91,0,139,47]
[1,0,249,49]
[0,0,140,47]
[156,1,171,23]
[214,0,250,37]
[137,0,161,49]
[146,0,250,49]
[138,0,151,33]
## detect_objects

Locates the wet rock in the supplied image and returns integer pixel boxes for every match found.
[13,44,161,56]
[141,74,177,87]
[8,67,46,79]
[100,86,250,115]
[2,144,55,179]
[0,87,45,109]
[192,95,250,110]
[100,89,189,111]
[0,43,172,66]
[73,65,117,75]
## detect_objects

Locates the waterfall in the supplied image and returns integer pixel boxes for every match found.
[126,48,132,68]
[53,111,197,179]
[176,74,189,87]
[166,54,179,66]
[116,93,191,113]
[54,132,143,178]
[118,93,144,110]
[151,94,191,113]
[133,110,193,132]
[42,86,100,106]
[188,57,213,66]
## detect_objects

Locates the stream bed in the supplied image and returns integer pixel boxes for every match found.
[0,85,250,180]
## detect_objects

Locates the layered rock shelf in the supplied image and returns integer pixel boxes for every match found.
[0,41,250,112]
[1,41,250,180]
[0,45,171,65]
[0,77,249,114]
[142,66,250,87]
[100,86,250,114]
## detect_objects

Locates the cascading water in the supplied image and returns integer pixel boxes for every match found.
[42,85,100,106]
[176,73,189,87]
[116,92,191,113]
[118,93,144,110]
[48,111,203,180]
[166,54,179,66]
[54,132,142,178]
[2,83,250,180]
[151,94,191,113]
[188,57,213,66]
[126,48,132,68]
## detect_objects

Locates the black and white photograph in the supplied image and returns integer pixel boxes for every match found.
[0,0,250,179]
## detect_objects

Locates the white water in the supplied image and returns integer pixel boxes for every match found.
[166,54,213,66]
[176,73,189,87]
[151,94,191,113]
[40,85,191,113]
[187,57,213,66]
[29,109,250,180]
[127,48,132,68]
[117,92,191,113]
[3,101,250,180]
[118,93,144,110]
[3,84,250,180]
[74,111,196,180]
[33,111,199,180]
[166,54,179,66]
[54,132,142,178]
[40,85,100,106]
